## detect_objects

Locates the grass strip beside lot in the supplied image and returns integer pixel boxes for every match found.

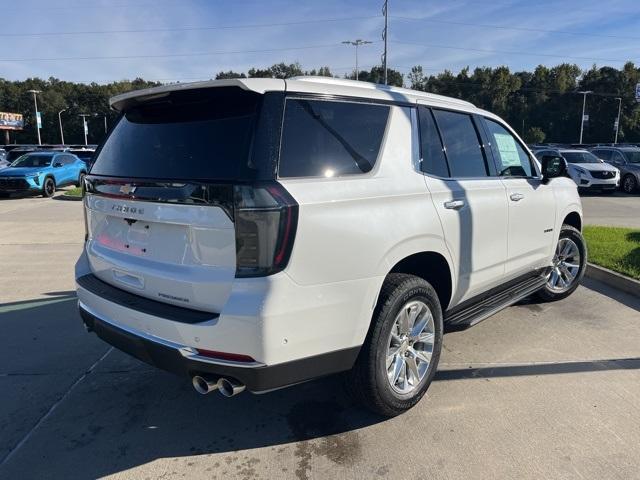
[583,225,640,280]
[62,187,83,198]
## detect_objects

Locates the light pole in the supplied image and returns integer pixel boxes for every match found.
[94,113,107,136]
[78,113,91,146]
[26,89,42,145]
[382,0,388,85]
[58,108,67,145]
[614,97,622,144]
[578,90,592,144]
[342,39,372,81]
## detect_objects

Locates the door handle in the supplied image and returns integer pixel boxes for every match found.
[510,193,525,202]
[444,199,465,210]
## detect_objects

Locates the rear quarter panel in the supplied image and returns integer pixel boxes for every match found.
[279,105,452,347]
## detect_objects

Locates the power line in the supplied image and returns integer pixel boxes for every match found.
[0,41,380,62]
[391,15,640,42]
[392,41,634,64]
[0,15,380,37]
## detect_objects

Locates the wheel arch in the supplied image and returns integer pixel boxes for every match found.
[386,251,453,312]
[562,211,582,231]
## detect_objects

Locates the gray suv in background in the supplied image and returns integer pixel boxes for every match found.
[590,146,640,194]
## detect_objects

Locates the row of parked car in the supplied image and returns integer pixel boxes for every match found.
[530,144,640,194]
[0,144,96,198]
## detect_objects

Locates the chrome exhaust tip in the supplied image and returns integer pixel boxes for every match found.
[217,377,246,397]
[192,375,219,395]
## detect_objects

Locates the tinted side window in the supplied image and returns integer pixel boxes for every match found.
[433,110,487,177]
[534,150,550,160]
[613,151,626,163]
[593,149,611,161]
[278,99,390,178]
[418,107,449,177]
[484,118,534,177]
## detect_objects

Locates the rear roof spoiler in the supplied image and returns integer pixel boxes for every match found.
[109,78,285,112]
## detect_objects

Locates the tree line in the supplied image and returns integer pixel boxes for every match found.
[1,61,639,145]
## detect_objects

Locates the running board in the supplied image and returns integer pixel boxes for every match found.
[444,273,548,327]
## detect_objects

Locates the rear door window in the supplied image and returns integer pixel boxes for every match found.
[418,107,449,177]
[432,110,488,178]
[278,99,390,178]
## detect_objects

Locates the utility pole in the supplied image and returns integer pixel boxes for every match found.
[79,113,91,146]
[342,39,372,81]
[382,0,388,85]
[58,108,67,145]
[614,97,622,144]
[578,90,592,144]
[27,89,42,145]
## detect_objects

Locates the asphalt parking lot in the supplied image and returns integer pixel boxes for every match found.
[1,193,639,480]
[581,191,640,228]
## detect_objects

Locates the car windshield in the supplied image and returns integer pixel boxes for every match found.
[11,154,53,168]
[622,151,640,163]
[561,151,600,164]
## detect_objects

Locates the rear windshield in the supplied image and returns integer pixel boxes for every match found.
[91,87,261,181]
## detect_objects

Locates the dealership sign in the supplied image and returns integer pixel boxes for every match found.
[0,112,24,130]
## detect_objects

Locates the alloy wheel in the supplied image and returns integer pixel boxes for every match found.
[623,175,636,194]
[547,237,581,292]
[44,179,55,197]
[386,300,435,395]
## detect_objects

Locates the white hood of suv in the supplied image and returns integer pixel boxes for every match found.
[569,162,617,172]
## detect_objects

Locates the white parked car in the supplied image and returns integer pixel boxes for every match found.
[76,77,586,416]
[534,148,619,193]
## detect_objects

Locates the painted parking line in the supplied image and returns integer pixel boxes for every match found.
[0,296,76,314]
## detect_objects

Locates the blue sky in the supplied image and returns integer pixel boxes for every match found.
[1,0,639,84]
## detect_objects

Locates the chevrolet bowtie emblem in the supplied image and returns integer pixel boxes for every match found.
[119,184,136,195]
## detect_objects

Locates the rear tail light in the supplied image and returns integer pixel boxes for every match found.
[233,182,298,277]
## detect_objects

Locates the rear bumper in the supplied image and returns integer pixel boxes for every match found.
[79,303,359,392]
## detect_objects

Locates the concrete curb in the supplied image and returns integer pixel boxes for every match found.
[585,263,640,298]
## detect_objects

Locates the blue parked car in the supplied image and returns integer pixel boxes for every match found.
[0,151,87,198]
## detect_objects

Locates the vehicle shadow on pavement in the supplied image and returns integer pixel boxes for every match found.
[581,277,640,313]
[3,286,640,479]
[0,295,386,479]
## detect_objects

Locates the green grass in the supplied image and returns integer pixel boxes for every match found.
[583,225,640,280]
[63,187,83,197]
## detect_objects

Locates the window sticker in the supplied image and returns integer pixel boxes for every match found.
[494,133,521,167]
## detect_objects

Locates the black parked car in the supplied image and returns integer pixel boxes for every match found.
[590,146,640,194]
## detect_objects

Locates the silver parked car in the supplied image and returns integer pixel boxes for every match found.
[590,146,640,194]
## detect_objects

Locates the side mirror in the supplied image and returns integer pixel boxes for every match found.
[53,162,63,168]
[541,155,567,183]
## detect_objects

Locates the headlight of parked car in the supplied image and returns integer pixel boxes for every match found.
[573,166,589,177]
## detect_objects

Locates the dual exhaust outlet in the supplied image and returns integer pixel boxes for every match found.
[192,375,245,397]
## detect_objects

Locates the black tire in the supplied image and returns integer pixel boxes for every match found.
[42,177,56,198]
[346,273,443,417]
[76,172,86,188]
[622,174,637,194]
[535,225,587,302]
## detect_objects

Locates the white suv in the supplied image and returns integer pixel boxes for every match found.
[76,77,586,416]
